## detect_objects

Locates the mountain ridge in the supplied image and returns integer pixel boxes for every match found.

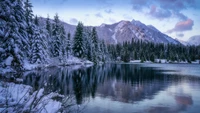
[38,17,180,45]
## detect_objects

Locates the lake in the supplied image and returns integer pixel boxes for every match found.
[1,63,200,113]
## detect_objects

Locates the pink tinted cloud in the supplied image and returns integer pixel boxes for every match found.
[167,19,194,33]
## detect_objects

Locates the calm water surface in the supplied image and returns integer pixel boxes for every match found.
[2,63,200,113]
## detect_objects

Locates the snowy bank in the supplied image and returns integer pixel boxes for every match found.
[129,59,200,64]
[0,56,94,74]
[0,82,70,113]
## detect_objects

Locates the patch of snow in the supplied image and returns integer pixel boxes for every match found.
[0,82,32,112]
[164,36,176,44]
[23,60,41,70]
[130,60,141,63]
[155,59,167,63]
[0,82,64,113]
[0,67,15,74]
[109,28,113,32]
[132,30,136,34]
[5,56,13,66]
[0,47,4,52]
[100,23,106,27]
[16,78,23,83]
[112,33,117,44]
[22,56,94,71]
[192,60,200,64]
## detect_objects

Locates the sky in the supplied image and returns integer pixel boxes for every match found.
[31,0,200,41]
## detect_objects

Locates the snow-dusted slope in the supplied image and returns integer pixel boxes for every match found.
[38,17,76,36]
[176,35,200,46]
[175,38,189,46]
[187,35,200,46]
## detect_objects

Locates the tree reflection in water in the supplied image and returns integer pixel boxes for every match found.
[1,64,200,113]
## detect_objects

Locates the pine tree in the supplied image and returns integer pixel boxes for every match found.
[60,25,67,57]
[91,27,99,63]
[46,14,52,36]
[24,0,35,62]
[0,0,28,70]
[30,16,48,64]
[73,22,84,58]
[66,33,72,58]
[45,15,53,57]
[51,14,61,57]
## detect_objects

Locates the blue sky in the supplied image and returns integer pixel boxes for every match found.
[31,0,200,41]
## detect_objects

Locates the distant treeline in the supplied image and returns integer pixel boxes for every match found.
[107,40,200,63]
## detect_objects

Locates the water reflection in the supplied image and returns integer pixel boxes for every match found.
[1,64,200,113]
[23,64,170,104]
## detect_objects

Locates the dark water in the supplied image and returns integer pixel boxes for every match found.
[3,64,200,113]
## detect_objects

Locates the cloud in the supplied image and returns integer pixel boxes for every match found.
[174,12,188,20]
[176,33,184,37]
[167,19,194,33]
[95,13,103,18]
[131,0,196,20]
[95,0,113,8]
[148,5,172,20]
[156,0,195,11]
[105,9,113,14]
[69,18,78,25]
[131,0,150,11]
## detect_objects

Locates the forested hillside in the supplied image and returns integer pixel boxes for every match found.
[0,0,108,73]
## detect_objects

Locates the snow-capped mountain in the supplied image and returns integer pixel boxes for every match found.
[176,35,200,46]
[96,20,180,44]
[187,35,200,46]
[175,38,189,46]
[38,17,180,44]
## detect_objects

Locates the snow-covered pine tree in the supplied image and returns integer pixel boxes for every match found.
[45,15,53,57]
[99,40,108,62]
[24,0,35,62]
[0,0,28,71]
[51,14,61,57]
[73,22,84,58]
[30,16,48,64]
[60,24,67,57]
[91,27,99,63]
[82,27,93,61]
[46,15,52,36]
[66,33,72,58]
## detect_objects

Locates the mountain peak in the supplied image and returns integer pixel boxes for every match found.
[96,19,180,44]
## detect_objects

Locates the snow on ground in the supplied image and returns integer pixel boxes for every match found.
[0,82,63,113]
[47,55,93,67]
[0,56,94,72]
[0,82,32,112]
[129,59,200,64]
[155,59,167,63]
[5,56,13,66]
[130,60,141,63]
[24,88,63,113]
[0,67,15,74]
